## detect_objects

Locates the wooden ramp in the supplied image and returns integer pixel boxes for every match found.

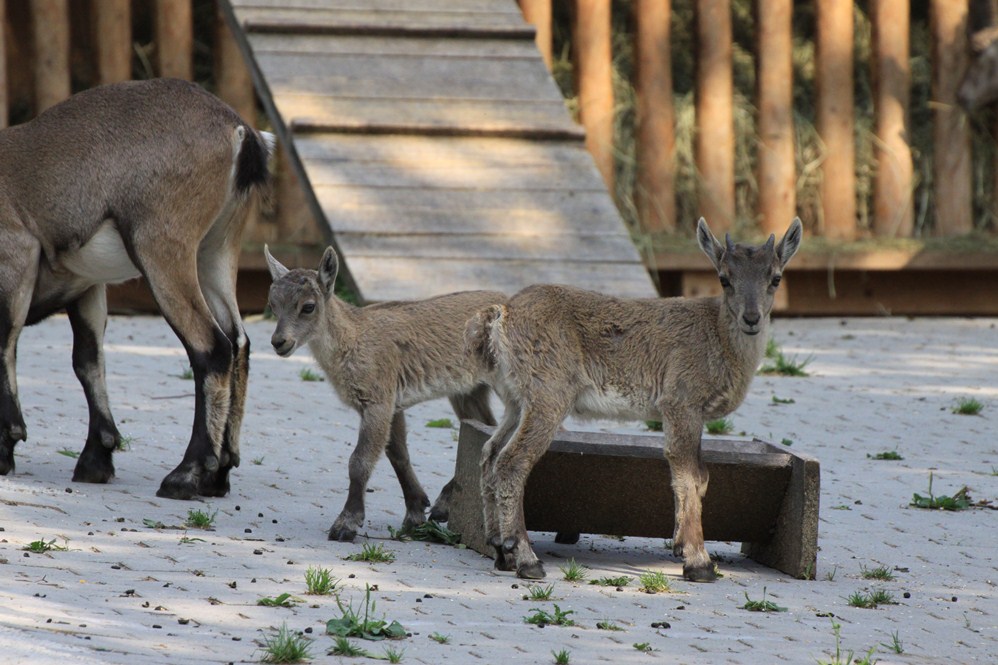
[222,0,656,302]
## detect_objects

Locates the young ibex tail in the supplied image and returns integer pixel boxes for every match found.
[470,218,802,581]
[265,246,506,541]
[0,78,274,498]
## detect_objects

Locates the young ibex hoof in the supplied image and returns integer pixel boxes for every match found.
[197,469,231,498]
[683,563,717,583]
[0,442,17,476]
[72,451,115,484]
[428,505,449,523]
[489,536,515,571]
[328,526,357,542]
[516,561,547,580]
[156,471,200,500]
[554,532,580,545]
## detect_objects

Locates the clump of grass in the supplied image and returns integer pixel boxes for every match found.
[596,620,625,631]
[252,456,265,465]
[633,642,655,653]
[389,520,461,546]
[589,575,631,587]
[645,420,663,432]
[116,435,134,451]
[326,584,407,641]
[524,584,555,601]
[23,538,68,553]
[781,438,794,446]
[742,587,787,612]
[299,368,323,382]
[705,418,734,435]
[880,630,903,655]
[847,588,896,609]
[178,365,194,380]
[260,623,313,663]
[910,472,971,511]
[860,564,894,581]
[759,339,811,376]
[552,649,571,664]
[304,566,338,595]
[952,397,983,415]
[867,450,903,461]
[428,632,450,644]
[638,570,671,593]
[185,506,217,529]
[178,536,205,545]
[382,645,405,663]
[425,418,454,428]
[771,395,796,404]
[56,448,80,459]
[524,604,575,627]
[559,558,588,582]
[257,592,299,608]
[345,543,396,563]
[328,635,370,657]
[817,619,877,665]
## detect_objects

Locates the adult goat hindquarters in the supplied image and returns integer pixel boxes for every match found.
[470,218,802,581]
[0,78,274,499]
[265,246,505,541]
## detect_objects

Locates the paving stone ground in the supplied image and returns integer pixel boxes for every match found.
[0,314,995,664]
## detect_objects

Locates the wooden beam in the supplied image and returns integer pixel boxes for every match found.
[94,0,131,85]
[634,0,676,233]
[30,0,70,113]
[755,0,795,235]
[215,3,255,124]
[931,0,973,236]
[695,0,735,233]
[519,0,552,69]
[871,0,913,237]
[573,0,615,193]
[155,0,193,80]
[815,0,856,240]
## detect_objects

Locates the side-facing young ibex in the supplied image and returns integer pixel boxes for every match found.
[0,78,274,499]
[959,0,998,110]
[468,218,802,581]
[265,246,505,541]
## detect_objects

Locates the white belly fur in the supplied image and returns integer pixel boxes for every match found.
[60,220,141,284]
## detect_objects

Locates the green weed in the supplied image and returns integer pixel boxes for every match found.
[771,395,796,404]
[760,340,811,376]
[559,558,588,582]
[178,365,194,380]
[953,398,983,415]
[589,575,631,587]
[259,623,313,663]
[22,538,68,553]
[428,632,450,644]
[552,649,571,664]
[860,565,894,581]
[524,604,575,627]
[328,635,370,657]
[638,570,671,593]
[596,620,624,631]
[524,584,555,601]
[847,589,895,609]
[257,592,299,608]
[299,368,323,382]
[389,520,461,546]
[880,630,903,654]
[425,418,454,428]
[345,543,396,563]
[910,472,971,511]
[185,507,217,529]
[645,420,663,432]
[326,584,407,641]
[56,448,79,459]
[816,619,878,665]
[705,418,734,435]
[304,566,338,595]
[633,642,655,653]
[382,644,406,663]
[867,450,903,461]
[742,587,786,612]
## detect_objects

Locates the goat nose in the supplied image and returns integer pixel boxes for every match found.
[271,336,286,349]
[742,312,761,327]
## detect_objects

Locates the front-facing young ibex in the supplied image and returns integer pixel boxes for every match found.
[265,246,505,541]
[469,218,802,581]
[0,78,274,498]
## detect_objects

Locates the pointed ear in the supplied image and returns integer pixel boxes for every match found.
[264,244,289,282]
[776,217,803,269]
[318,246,339,296]
[696,217,724,271]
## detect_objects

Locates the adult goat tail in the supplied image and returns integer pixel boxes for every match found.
[464,304,506,372]
[234,127,276,213]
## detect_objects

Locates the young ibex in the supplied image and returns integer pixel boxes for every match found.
[265,246,505,541]
[0,78,274,499]
[469,218,802,581]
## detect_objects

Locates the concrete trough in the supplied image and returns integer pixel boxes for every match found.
[448,419,820,579]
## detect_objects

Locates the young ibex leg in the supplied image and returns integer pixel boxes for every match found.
[480,402,521,571]
[493,402,565,579]
[429,384,497,522]
[68,285,122,483]
[665,415,714,582]
[329,401,395,541]
[383,410,432,530]
[0,236,39,475]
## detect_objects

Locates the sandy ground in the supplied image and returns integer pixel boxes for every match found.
[0,314,995,664]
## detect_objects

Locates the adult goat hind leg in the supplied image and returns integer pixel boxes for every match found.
[383,410,432,531]
[429,384,497,523]
[68,285,122,483]
[665,414,714,582]
[0,234,40,475]
[480,403,520,571]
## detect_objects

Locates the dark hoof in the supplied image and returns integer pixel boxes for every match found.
[683,563,718,583]
[490,536,515,571]
[328,527,357,542]
[156,466,200,500]
[0,444,15,476]
[198,468,231,497]
[554,531,580,545]
[72,453,115,484]
[516,561,546,580]
[428,506,449,523]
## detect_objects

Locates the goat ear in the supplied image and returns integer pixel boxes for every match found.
[696,217,724,271]
[776,217,803,269]
[318,246,340,296]
[264,244,289,282]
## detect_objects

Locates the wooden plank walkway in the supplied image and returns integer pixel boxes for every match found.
[222,0,656,302]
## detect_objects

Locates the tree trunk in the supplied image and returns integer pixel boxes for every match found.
[573,0,615,193]
[756,0,795,235]
[31,0,70,113]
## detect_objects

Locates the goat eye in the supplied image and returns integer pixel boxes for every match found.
[718,275,732,289]
[301,303,315,315]
[770,275,782,288]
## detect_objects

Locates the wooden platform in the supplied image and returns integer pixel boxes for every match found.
[221,0,656,303]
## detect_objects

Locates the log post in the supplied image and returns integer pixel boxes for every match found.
[573,0,615,193]
[30,0,70,113]
[519,0,553,70]
[0,0,7,128]
[931,0,973,236]
[815,0,856,240]
[871,0,913,237]
[94,0,131,85]
[634,0,675,233]
[695,0,735,233]
[215,4,255,124]
[155,0,193,80]
[755,0,795,235]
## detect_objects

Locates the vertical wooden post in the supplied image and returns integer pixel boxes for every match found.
[695,0,735,233]
[634,0,675,233]
[871,0,913,237]
[215,4,255,124]
[519,0,552,70]
[31,0,70,113]
[931,0,973,236]
[815,0,856,240]
[94,0,131,85]
[755,0,795,235]
[155,0,193,80]
[0,0,7,129]
[573,0,615,193]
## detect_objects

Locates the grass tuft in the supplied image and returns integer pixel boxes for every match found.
[742,587,787,612]
[523,584,555,601]
[524,604,575,627]
[257,592,299,608]
[860,565,894,581]
[953,397,983,415]
[552,649,571,664]
[428,632,450,644]
[847,588,896,609]
[910,472,971,511]
[299,368,323,382]
[867,450,903,461]
[304,566,338,595]
[23,538,68,554]
[345,543,396,563]
[559,558,588,582]
[638,570,671,593]
[705,418,734,435]
[425,418,454,428]
[185,507,217,529]
[589,575,631,587]
[260,623,313,663]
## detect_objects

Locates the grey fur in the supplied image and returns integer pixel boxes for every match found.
[959,0,998,110]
